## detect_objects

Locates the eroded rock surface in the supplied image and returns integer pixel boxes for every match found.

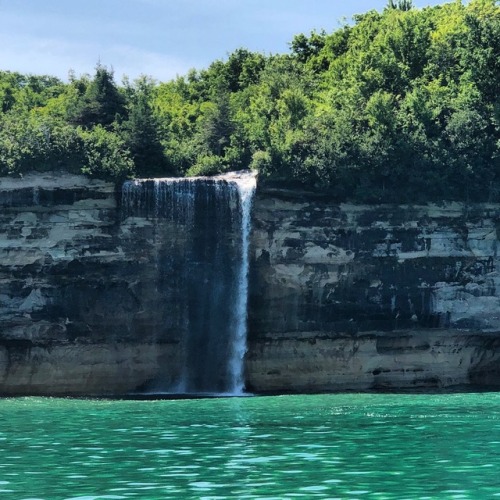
[246,188,500,391]
[1,174,500,394]
[0,172,183,394]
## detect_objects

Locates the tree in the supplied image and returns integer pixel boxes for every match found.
[386,0,414,11]
[69,64,126,128]
[462,6,500,103]
[120,77,170,177]
[79,125,134,180]
[290,31,327,63]
[224,49,266,92]
[0,0,499,200]
[196,89,234,158]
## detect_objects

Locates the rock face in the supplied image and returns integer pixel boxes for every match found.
[246,187,500,392]
[0,173,182,395]
[1,173,500,395]
[246,329,500,392]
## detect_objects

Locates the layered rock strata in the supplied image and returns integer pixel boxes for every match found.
[0,173,183,395]
[246,188,500,391]
[1,174,500,394]
[246,330,500,392]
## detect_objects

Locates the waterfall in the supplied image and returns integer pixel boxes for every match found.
[229,174,256,394]
[121,171,256,395]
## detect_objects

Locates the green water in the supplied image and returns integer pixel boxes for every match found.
[1,393,500,499]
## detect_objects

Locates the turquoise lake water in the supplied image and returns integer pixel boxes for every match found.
[1,393,500,499]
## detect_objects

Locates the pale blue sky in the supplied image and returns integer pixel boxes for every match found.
[0,0,452,82]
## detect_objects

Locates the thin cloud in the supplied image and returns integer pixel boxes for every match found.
[0,0,456,81]
[0,31,196,81]
[105,44,200,82]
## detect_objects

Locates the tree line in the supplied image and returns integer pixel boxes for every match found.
[0,0,499,202]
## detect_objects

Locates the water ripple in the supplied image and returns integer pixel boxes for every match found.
[0,394,499,498]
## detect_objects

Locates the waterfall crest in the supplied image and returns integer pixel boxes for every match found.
[122,171,256,395]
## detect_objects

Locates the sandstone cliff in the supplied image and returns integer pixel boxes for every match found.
[0,173,182,394]
[246,187,500,392]
[0,173,499,395]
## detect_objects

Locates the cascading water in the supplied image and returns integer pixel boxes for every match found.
[228,174,256,394]
[121,171,256,395]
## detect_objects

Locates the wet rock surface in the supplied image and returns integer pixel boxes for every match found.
[1,174,500,394]
[0,173,183,394]
[246,187,500,391]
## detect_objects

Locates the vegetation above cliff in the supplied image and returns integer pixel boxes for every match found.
[0,0,499,202]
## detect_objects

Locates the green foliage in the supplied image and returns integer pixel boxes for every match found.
[120,76,170,177]
[79,125,134,180]
[0,111,83,175]
[386,0,414,11]
[186,154,226,177]
[196,91,234,157]
[290,31,327,67]
[249,150,272,172]
[68,64,126,128]
[0,1,499,200]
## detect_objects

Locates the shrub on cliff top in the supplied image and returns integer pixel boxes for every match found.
[79,125,134,181]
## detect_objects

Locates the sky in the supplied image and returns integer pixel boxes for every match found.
[0,0,453,83]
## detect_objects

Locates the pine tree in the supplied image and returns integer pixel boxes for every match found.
[121,77,169,176]
[69,64,125,128]
[386,0,413,11]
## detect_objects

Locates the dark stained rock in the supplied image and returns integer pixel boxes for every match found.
[1,173,500,395]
